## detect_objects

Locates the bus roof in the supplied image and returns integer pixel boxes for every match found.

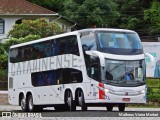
[10,28,136,49]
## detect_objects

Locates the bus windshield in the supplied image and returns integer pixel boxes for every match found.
[97,31,143,55]
[102,59,146,86]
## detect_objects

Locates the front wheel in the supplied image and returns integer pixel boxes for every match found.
[106,104,113,111]
[118,103,125,111]
[78,90,87,111]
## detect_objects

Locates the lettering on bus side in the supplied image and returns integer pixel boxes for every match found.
[10,54,81,75]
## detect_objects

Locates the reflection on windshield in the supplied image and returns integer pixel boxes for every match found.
[98,32,142,49]
[104,59,145,82]
[97,31,143,55]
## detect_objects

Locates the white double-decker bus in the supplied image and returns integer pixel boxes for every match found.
[8,28,147,112]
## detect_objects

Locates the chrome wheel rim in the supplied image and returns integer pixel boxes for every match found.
[29,96,33,110]
[21,98,25,110]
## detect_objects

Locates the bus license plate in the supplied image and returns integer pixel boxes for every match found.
[122,98,130,102]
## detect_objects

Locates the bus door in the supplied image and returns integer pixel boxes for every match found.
[89,56,101,100]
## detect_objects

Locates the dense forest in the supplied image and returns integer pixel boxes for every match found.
[27,0,160,36]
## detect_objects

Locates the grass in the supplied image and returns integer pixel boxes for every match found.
[146,78,160,87]
[128,105,160,108]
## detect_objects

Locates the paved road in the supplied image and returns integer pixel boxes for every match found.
[0,105,160,120]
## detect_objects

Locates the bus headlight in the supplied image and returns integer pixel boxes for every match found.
[140,89,146,94]
[105,89,109,93]
[104,88,114,93]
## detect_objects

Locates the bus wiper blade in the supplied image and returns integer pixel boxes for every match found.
[117,80,126,84]
[135,80,144,84]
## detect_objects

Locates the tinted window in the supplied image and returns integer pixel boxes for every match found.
[10,35,80,63]
[31,68,83,87]
[55,36,79,56]
[86,56,100,82]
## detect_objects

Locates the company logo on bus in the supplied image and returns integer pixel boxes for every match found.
[125,92,128,96]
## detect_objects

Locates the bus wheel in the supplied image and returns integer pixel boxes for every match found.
[27,94,36,112]
[78,90,87,111]
[20,95,28,112]
[106,104,113,111]
[118,103,125,111]
[66,90,76,111]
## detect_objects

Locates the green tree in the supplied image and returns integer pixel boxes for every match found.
[27,0,66,12]
[144,1,160,34]
[0,18,63,77]
[115,0,153,34]
[8,18,63,38]
[64,0,119,27]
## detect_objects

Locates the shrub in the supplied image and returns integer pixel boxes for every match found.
[0,69,7,82]
[0,35,41,71]
[8,18,63,38]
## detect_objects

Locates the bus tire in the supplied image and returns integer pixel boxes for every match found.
[78,90,87,111]
[27,94,38,112]
[20,95,28,112]
[65,90,76,111]
[106,104,113,111]
[118,103,125,111]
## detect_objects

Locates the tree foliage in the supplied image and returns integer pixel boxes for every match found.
[115,0,153,33]
[0,18,63,71]
[64,0,119,27]
[0,35,41,70]
[27,0,160,35]
[9,18,63,38]
[144,1,160,34]
[27,0,66,12]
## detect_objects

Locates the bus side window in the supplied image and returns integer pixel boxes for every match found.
[67,36,79,56]
[51,39,56,56]
[59,38,65,55]
[89,56,100,82]
[10,48,18,63]
[80,32,97,51]
[55,39,60,55]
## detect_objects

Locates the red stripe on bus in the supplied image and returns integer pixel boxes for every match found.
[99,83,105,99]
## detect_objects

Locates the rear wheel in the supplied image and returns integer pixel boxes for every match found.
[65,90,76,111]
[28,94,35,112]
[20,95,28,112]
[118,103,125,111]
[78,90,87,111]
[27,94,43,112]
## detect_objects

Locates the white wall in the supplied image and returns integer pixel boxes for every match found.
[50,16,73,32]
[0,16,20,40]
